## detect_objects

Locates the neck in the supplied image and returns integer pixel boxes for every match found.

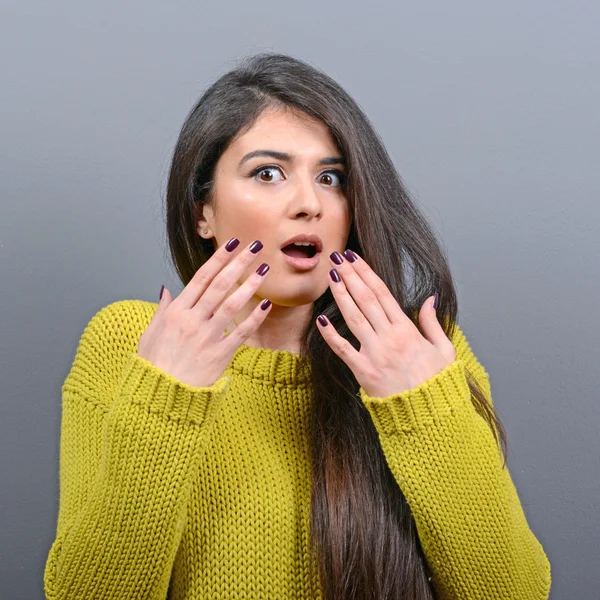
[225,294,314,355]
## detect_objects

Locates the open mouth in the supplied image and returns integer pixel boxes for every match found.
[281,243,318,259]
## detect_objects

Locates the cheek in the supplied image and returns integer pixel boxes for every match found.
[330,205,352,237]
[219,198,277,238]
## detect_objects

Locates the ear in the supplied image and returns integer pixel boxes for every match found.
[195,202,214,237]
[196,220,210,236]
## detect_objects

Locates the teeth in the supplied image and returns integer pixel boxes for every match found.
[293,242,315,247]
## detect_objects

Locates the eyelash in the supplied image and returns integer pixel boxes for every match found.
[248,164,347,187]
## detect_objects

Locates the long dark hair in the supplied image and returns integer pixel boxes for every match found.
[165,52,508,600]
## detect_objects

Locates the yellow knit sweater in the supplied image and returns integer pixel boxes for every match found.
[43,299,551,599]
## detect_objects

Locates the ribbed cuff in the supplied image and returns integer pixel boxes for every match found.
[116,351,231,426]
[359,359,472,435]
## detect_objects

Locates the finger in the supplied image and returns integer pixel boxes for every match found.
[175,238,262,312]
[158,285,173,308]
[147,286,173,335]
[173,237,241,310]
[341,250,410,326]
[330,251,390,333]
[219,297,273,353]
[208,262,271,328]
[315,314,362,371]
[328,268,378,346]
[418,294,455,358]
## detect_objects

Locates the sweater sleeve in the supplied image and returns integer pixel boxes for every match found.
[43,302,231,600]
[358,322,551,600]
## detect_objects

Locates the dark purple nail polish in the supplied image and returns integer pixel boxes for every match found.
[433,291,439,310]
[329,269,341,283]
[225,237,240,252]
[250,240,263,254]
[317,315,328,327]
[159,284,164,300]
[256,263,270,276]
[260,299,271,310]
[330,251,344,265]
[343,249,357,263]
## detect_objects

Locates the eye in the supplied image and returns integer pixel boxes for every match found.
[248,165,347,187]
[319,170,346,188]
[250,165,285,183]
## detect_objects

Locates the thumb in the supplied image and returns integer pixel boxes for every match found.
[158,284,173,308]
[418,293,456,363]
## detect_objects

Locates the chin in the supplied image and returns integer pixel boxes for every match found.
[263,290,322,308]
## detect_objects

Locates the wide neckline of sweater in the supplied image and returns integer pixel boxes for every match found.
[227,341,311,386]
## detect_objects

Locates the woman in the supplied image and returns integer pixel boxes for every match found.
[44,53,551,599]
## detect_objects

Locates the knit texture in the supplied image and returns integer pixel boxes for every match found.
[44,299,551,599]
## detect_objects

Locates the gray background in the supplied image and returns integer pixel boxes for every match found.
[1,0,598,598]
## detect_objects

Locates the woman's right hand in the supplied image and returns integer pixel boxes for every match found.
[137,238,272,388]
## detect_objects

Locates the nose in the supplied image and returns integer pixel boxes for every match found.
[290,172,322,218]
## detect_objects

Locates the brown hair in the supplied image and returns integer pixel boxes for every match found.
[165,52,507,600]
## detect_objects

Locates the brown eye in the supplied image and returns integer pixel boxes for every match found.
[252,166,284,183]
[320,170,345,187]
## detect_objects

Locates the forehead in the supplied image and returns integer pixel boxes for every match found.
[230,107,338,155]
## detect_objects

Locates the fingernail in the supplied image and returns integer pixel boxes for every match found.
[329,269,341,283]
[250,240,263,254]
[256,263,270,276]
[317,315,328,326]
[260,299,271,310]
[433,292,439,310]
[330,251,344,265]
[159,284,164,300]
[225,237,240,252]
[343,249,357,263]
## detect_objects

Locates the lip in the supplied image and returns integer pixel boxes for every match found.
[280,233,323,253]
[280,249,322,271]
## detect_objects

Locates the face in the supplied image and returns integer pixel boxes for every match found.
[197,106,353,307]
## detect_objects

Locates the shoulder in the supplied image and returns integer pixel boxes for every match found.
[82,299,159,343]
[62,299,159,403]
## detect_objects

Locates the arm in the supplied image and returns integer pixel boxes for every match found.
[44,301,230,600]
[359,322,551,600]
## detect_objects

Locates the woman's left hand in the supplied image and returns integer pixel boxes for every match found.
[316,250,457,398]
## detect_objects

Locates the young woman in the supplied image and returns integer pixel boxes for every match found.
[44,53,551,600]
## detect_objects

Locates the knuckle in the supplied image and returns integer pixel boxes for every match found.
[174,311,197,337]
[349,311,367,327]
[391,336,407,353]
[363,289,378,305]
[192,268,211,287]
[220,296,238,315]
[336,285,349,298]
[161,307,178,329]
[372,281,388,297]
[365,367,380,383]
[234,322,253,339]
[337,338,352,357]
[242,249,259,264]
[212,274,231,294]
[252,269,267,283]
[178,321,196,341]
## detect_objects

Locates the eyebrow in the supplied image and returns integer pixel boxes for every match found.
[239,149,346,168]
